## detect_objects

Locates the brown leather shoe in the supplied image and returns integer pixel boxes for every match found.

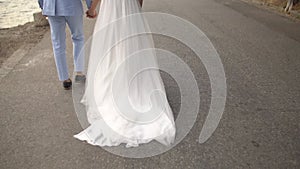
[63,79,72,90]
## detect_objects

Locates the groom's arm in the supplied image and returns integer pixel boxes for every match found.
[85,0,93,9]
[38,0,43,9]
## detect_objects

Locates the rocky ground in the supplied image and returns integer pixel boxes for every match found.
[244,0,300,19]
[0,21,49,67]
[250,0,300,9]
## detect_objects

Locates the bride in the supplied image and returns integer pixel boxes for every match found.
[74,0,176,148]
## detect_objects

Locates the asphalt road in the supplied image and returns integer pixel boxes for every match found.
[0,0,299,168]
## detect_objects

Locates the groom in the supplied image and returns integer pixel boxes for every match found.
[38,0,97,90]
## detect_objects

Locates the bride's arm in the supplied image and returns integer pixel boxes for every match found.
[90,0,101,11]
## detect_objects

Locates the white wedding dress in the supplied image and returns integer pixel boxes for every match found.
[74,0,176,148]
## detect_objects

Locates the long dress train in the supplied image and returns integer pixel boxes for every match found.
[74,0,176,148]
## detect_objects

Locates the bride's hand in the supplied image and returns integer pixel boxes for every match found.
[86,9,97,18]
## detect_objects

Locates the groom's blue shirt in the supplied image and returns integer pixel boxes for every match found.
[38,0,92,16]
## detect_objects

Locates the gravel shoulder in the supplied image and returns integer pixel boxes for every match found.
[0,22,49,67]
[242,0,300,20]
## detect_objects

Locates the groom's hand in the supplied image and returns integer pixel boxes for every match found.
[86,9,97,19]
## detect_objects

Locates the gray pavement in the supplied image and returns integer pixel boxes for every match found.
[0,0,299,168]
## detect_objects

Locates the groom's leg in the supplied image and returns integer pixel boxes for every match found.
[65,16,85,73]
[48,16,69,81]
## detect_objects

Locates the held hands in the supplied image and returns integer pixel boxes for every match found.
[86,8,97,18]
[86,0,100,19]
